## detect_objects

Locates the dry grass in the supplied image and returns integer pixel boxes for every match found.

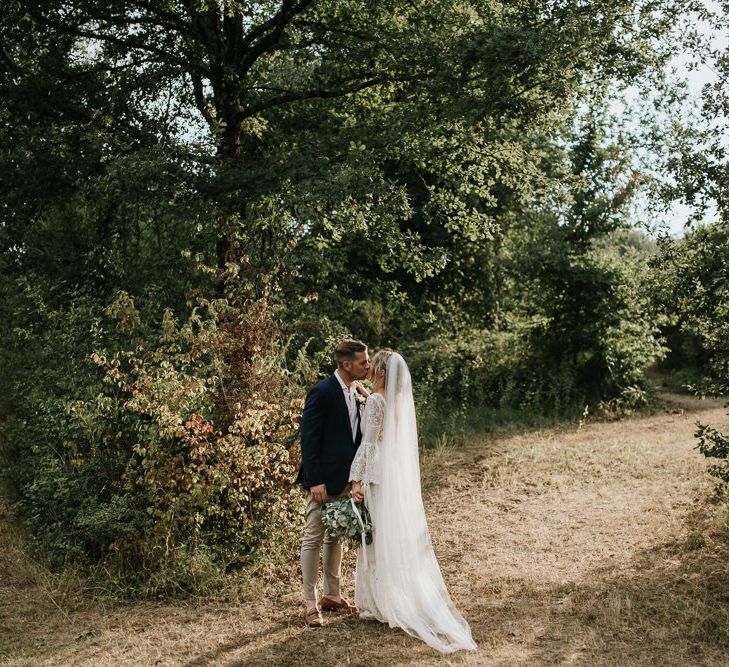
[2,393,729,666]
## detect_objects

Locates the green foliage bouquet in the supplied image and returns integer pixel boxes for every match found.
[320,498,373,550]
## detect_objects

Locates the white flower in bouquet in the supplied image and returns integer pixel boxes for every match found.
[320,498,373,550]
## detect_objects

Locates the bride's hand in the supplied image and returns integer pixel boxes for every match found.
[351,481,364,503]
[353,381,370,398]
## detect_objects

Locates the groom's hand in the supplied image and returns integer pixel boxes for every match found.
[311,484,328,504]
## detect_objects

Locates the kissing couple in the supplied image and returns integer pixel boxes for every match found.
[295,340,477,654]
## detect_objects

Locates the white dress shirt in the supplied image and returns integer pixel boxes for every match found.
[334,369,359,440]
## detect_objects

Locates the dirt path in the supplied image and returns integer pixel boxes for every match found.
[3,394,729,666]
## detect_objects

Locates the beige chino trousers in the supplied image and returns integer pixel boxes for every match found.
[301,485,351,601]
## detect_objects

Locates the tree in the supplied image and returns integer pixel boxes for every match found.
[3,0,697,291]
[649,1,729,494]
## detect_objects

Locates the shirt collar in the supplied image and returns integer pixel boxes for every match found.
[334,369,353,393]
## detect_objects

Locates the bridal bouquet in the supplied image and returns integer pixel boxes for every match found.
[320,498,373,550]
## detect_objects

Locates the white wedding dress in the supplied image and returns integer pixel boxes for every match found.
[349,353,476,654]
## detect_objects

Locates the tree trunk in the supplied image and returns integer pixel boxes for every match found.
[214,111,243,293]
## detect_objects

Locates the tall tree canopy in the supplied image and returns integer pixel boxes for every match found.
[2,0,695,297]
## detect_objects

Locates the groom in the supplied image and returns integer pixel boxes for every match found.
[295,339,370,627]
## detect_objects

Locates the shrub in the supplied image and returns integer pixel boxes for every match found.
[1,287,306,594]
[651,220,729,500]
[695,422,729,495]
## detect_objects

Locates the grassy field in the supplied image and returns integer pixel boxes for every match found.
[2,392,729,666]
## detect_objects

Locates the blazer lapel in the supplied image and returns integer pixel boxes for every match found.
[330,375,354,444]
[354,403,362,446]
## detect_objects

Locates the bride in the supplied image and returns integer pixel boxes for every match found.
[349,350,477,654]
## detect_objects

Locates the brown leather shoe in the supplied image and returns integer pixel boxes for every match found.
[305,607,324,627]
[320,596,357,613]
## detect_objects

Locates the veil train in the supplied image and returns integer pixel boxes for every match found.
[368,352,476,653]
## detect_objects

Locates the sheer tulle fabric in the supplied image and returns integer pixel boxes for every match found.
[354,353,476,654]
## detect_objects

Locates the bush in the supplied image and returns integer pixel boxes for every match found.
[1,287,306,594]
[403,329,521,412]
[695,422,729,495]
[651,220,729,500]
[650,220,729,397]
[404,242,664,439]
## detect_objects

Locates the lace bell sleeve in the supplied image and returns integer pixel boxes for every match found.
[349,394,385,485]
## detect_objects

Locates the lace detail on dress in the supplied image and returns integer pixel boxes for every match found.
[349,393,385,484]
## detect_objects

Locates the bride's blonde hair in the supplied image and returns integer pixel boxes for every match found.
[370,348,394,384]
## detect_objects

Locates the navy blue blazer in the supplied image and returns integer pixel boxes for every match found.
[295,374,363,496]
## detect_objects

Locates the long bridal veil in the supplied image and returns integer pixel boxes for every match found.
[371,352,476,653]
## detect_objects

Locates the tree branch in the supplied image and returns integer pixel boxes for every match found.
[34,13,199,74]
[238,0,314,75]
[127,0,196,36]
[0,44,23,76]
[186,1,223,81]
[222,0,244,65]
[293,19,377,42]
[191,70,216,127]
[244,71,428,117]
